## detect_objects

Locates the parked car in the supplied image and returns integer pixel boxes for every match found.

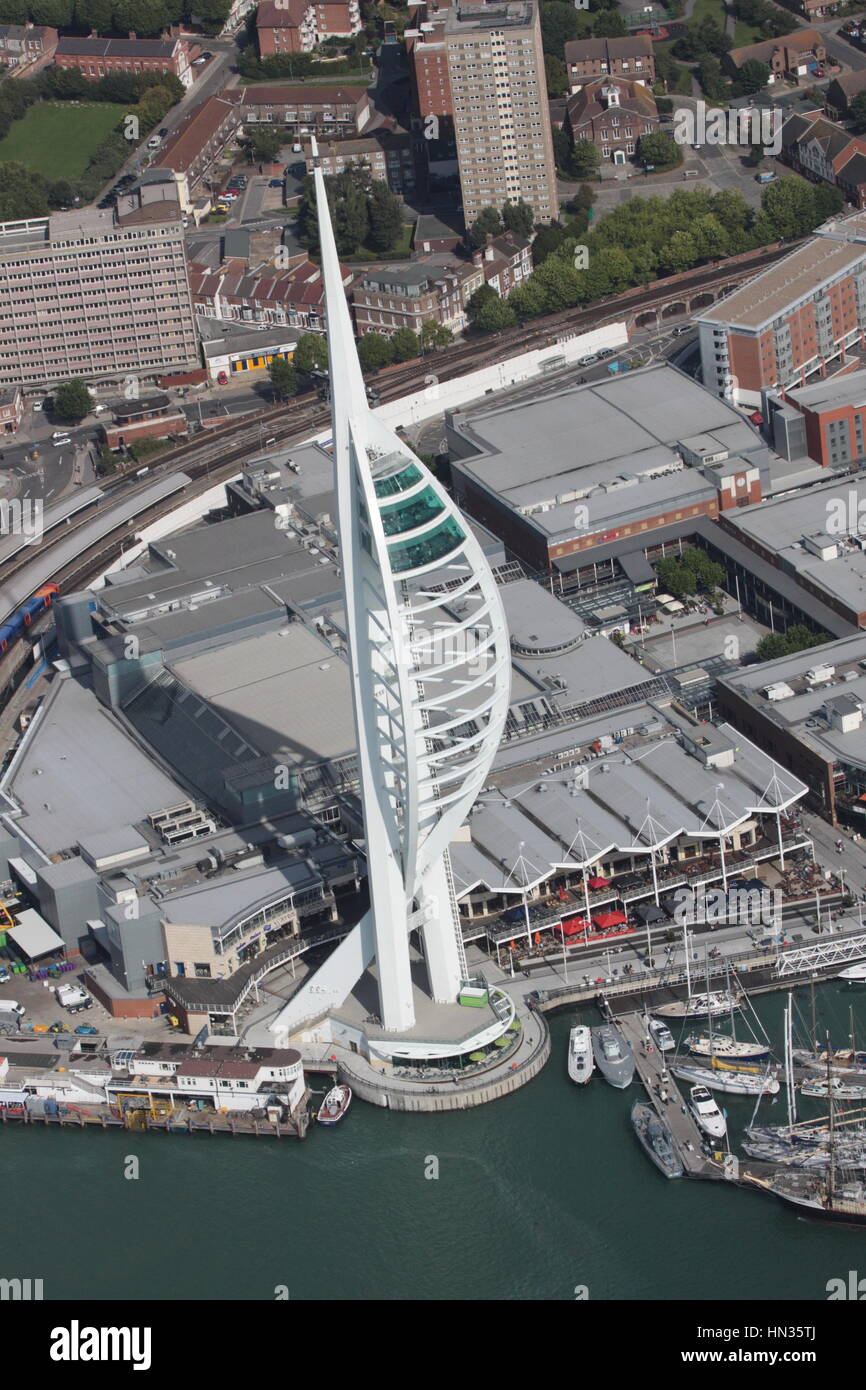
[217,370,229,385]
[158,127,168,138]
[147,135,161,149]
[580,354,599,366]
[48,1021,68,1033]
[268,178,284,188]
[0,968,9,983]
[74,1024,98,1035]
[52,435,71,447]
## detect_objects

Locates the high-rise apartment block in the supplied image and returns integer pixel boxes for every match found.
[409,1,558,226]
[0,209,199,391]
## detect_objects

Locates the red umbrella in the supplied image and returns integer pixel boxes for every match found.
[534,931,541,945]
[560,916,589,936]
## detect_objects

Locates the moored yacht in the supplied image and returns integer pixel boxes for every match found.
[688,1084,727,1140]
[591,1023,634,1089]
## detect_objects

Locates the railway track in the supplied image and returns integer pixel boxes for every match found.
[0,239,795,614]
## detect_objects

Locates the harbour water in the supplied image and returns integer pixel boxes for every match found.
[5,984,866,1301]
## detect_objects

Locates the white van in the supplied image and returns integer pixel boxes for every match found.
[0,1000,24,1017]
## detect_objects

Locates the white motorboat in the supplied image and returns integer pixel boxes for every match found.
[567,1024,594,1085]
[649,1018,675,1052]
[838,960,866,985]
[688,1084,727,1140]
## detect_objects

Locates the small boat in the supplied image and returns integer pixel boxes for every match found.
[653,991,741,1021]
[567,1025,594,1085]
[671,1060,780,1096]
[793,1047,866,1074]
[317,1084,352,1125]
[591,1023,634,1089]
[631,1101,683,1179]
[688,1084,727,1140]
[801,1076,866,1102]
[838,961,866,985]
[649,1018,675,1052]
[685,1032,770,1063]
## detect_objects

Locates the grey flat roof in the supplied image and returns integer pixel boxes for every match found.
[499,578,585,650]
[1,677,190,857]
[449,364,760,542]
[785,367,866,412]
[159,858,323,932]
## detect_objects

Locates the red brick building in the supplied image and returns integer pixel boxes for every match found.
[475,231,533,297]
[696,212,866,407]
[256,0,362,56]
[55,35,199,88]
[565,77,660,165]
[563,36,655,93]
[767,368,866,468]
[352,263,466,336]
[103,393,188,450]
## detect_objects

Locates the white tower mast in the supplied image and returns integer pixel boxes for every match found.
[271,144,511,1039]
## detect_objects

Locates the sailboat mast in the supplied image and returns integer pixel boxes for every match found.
[827,1032,836,1209]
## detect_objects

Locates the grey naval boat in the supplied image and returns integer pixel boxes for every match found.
[591,1023,635,1089]
[631,1101,683,1178]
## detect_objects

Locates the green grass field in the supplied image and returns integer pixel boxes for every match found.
[0,102,126,180]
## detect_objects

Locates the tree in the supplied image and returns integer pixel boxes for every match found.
[658,229,697,274]
[502,198,534,239]
[357,333,394,373]
[29,0,73,23]
[420,320,451,353]
[54,379,94,423]
[465,283,498,326]
[545,53,568,97]
[812,181,844,222]
[540,1,580,57]
[74,0,114,28]
[531,224,567,266]
[0,162,50,219]
[366,178,403,254]
[469,206,503,247]
[569,137,601,180]
[247,128,284,163]
[761,176,826,239]
[474,295,517,332]
[508,277,548,319]
[636,131,680,170]
[390,326,421,362]
[269,357,297,399]
[593,11,627,37]
[0,0,27,20]
[737,58,771,95]
[112,0,168,35]
[850,90,866,136]
[691,213,730,261]
[292,333,328,375]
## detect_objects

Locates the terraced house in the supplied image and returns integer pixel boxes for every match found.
[781,111,866,210]
[563,35,655,94]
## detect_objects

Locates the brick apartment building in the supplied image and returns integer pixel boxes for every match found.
[723,29,826,84]
[236,83,372,134]
[352,264,466,336]
[303,131,416,193]
[765,367,866,468]
[695,212,866,407]
[0,210,199,391]
[55,35,199,88]
[188,256,354,334]
[781,111,866,209]
[565,77,659,165]
[408,0,557,224]
[151,93,243,208]
[255,0,362,55]
[0,386,22,433]
[474,230,532,296]
[0,23,57,73]
[563,36,655,93]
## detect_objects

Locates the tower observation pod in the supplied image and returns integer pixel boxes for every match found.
[270,141,511,1044]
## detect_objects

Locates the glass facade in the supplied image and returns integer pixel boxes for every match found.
[379,484,444,536]
[373,462,422,498]
[388,515,465,573]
